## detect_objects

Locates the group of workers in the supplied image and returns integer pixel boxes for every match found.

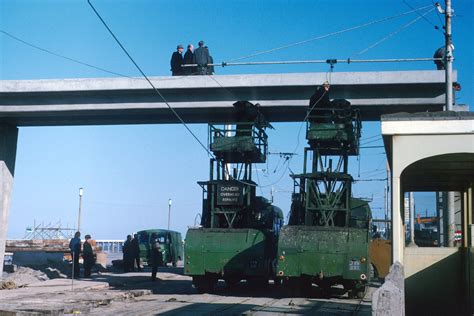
[69,231,163,282]
[122,233,163,281]
[68,231,96,279]
[122,234,141,272]
[170,40,214,76]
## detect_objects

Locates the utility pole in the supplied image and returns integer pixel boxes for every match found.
[444,0,453,111]
[77,188,83,232]
[443,0,456,246]
[445,0,456,247]
[168,198,172,230]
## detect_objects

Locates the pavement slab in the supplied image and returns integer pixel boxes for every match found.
[0,268,373,315]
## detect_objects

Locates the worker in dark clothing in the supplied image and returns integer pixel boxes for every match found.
[122,234,134,272]
[69,231,81,279]
[433,46,446,70]
[170,44,184,76]
[82,234,95,278]
[309,81,331,123]
[149,233,162,281]
[131,234,141,272]
[183,44,195,75]
[207,53,215,75]
[193,40,211,75]
[433,44,454,70]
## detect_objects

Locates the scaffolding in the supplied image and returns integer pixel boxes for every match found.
[23,220,75,240]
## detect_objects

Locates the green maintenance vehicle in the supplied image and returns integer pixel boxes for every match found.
[277,99,371,298]
[185,101,284,293]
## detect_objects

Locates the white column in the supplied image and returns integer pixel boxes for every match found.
[447,191,456,247]
[392,176,404,263]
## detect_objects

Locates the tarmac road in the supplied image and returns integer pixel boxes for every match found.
[0,265,373,315]
[91,266,373,315]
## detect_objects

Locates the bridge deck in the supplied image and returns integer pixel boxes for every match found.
[0,70,452,126]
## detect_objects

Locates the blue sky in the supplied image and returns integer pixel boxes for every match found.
[1,0,472,240]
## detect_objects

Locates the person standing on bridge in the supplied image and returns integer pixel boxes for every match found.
[193,40,211,75]
[206,48,215,75]
[183,44,195,75]
[170,44,184,76]
[82,234,95,278]
[69,231,81,279]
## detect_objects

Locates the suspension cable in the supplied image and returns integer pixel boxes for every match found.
[354,7,436,56]
[0,30,133,78]
[224,4,433,63]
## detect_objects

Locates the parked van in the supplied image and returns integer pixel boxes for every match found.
[136,229,183,267]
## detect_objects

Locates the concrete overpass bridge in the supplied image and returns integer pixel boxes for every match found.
[0,70,451,126]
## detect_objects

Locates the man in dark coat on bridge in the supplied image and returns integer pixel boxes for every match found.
[183,44,195,75]
[193,40,211,75]
[170,44,184,76]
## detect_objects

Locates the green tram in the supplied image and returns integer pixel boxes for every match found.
[136,229,183,267]
[276,99,371,298]
[185,101,284,293]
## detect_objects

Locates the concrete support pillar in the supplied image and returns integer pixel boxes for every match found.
[392,176,404,263]
[463,190,468,248]
[0,124,18,278]
[447,191,456,247]
[372,261,405,316]
[469,185,473,247]
[408,192,417,247]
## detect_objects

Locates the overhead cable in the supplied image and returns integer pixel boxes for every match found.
[0,30,133,78]
[87,0,212,157]
[224,4,433,62]
[354,7,436,56]
[402,0,442,31]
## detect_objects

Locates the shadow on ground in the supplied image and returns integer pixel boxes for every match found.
[89,266,370,302]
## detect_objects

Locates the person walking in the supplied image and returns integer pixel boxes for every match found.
[183,44,195,75]
[170,44,184,76]
[69,231,81,279]
[122,234,134,272]
[193,40,211,75]
[149,233,162,281]
[82,234,95,278]
[131,234,141,272]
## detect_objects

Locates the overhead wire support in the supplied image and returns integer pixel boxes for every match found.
[182,57,442,69]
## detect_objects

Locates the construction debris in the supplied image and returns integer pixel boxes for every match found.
[0,266,49,289]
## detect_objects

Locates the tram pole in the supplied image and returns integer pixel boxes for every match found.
[444,0,456,246]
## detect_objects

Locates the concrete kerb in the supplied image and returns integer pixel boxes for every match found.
[372,261,405,316]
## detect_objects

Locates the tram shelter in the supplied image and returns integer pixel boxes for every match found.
[382,111,474,315]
